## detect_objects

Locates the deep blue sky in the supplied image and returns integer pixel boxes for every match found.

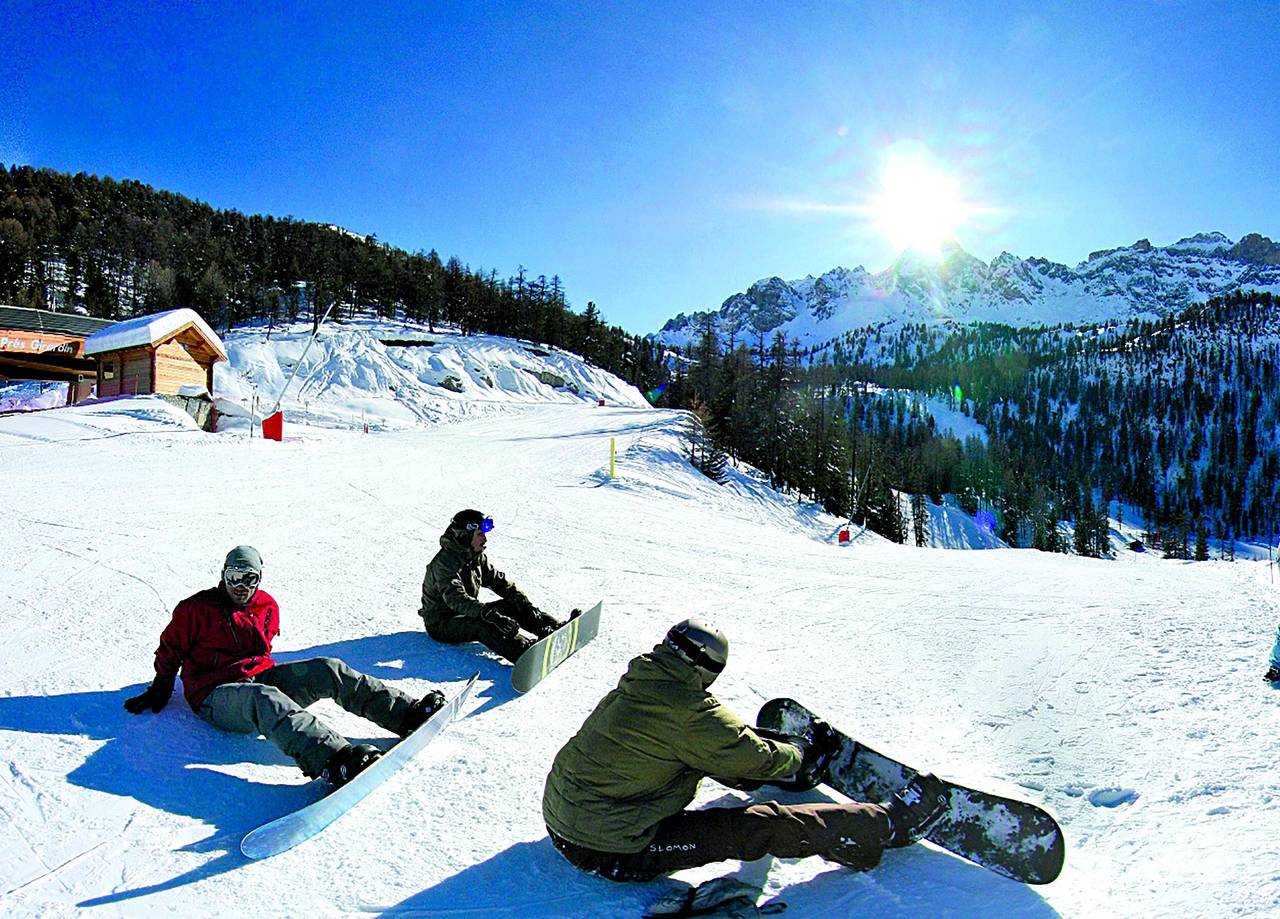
[3,1,1278,333]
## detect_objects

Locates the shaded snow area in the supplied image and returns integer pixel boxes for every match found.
[0,381,70,413]
[916,394,988,445]
[214,320,649,430]
[2,399,1279,918]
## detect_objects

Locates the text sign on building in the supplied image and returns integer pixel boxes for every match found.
[0,331,83,356]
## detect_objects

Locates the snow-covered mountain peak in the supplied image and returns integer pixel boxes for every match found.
[655,231,1280,350]
[1168,231,1233,254]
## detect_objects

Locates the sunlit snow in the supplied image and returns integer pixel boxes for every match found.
[1,322,1276,918]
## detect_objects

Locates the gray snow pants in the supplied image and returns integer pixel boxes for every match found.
[549,800,891,881]
[198,657,416,777]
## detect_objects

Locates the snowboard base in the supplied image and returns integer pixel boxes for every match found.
[511,601,602,693]
[241,672,478,859]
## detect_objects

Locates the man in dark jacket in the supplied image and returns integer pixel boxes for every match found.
[420,509,563,663]
[543,618,949,881]
[124,545,447,788]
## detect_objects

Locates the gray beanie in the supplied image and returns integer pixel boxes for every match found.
[223,545,264,573]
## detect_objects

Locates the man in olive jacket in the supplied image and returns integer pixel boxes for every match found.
[543,619,948,881]
[420,509,562,663]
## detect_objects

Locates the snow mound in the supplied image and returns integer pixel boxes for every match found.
[216,320,649,430]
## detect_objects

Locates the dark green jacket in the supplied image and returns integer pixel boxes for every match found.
[542,643,803,853]
[418,531,527,629]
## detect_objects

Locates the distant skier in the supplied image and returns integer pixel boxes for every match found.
[123,545,446,788]
[419,509,565,663]
[542,618,949,880]
[1266,625,1280,682]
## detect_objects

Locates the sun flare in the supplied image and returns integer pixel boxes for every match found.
[867,150,971,260]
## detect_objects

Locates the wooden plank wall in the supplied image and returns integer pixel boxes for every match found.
[154,340,208,395]
[121,349,151,395]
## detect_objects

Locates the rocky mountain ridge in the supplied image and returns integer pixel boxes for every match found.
[655,232,1280,350]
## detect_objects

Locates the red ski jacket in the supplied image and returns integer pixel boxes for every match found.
[153,586,280,711]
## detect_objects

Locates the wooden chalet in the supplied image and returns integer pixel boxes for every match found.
[84,309,227,399]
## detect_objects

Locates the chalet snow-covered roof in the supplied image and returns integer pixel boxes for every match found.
[83,309,227,360]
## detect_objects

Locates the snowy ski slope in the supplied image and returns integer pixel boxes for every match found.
[1,337,1277,918]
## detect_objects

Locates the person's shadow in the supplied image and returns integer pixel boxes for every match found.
[0,630,509,908]
[376,790,1064,918]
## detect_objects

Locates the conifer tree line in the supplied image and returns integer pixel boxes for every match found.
[0,164,666,392]
[664,290,1279,555]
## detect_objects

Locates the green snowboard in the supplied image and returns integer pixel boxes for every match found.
[758,697,1065,885]
[511,600,602,693]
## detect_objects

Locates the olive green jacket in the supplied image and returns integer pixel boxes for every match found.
[542,643,803,853]
[418,532,528,629]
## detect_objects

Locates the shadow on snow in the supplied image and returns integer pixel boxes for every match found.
[375,789,1062,919]
[0,629,516,907]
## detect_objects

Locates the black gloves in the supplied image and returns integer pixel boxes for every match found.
[480,601,519,638]
[797,720,840,770]
[123,675,175,714]
[758,720,839,792]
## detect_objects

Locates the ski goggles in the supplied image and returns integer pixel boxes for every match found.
[223,567,261,590]
[463,517,495,534]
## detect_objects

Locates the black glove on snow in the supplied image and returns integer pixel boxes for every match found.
[124,675,175,714]
[480,602,519,638]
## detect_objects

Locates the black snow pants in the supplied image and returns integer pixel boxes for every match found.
[426,612,537,663]
[548,800,891,882]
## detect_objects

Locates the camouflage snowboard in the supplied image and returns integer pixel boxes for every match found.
[757,698,1064,885]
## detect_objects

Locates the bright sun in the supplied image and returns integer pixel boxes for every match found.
[867,151,970,259]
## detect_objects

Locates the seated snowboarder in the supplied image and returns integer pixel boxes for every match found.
[419,509,565,663]
[542,618,949,881]
[123,545,446,788]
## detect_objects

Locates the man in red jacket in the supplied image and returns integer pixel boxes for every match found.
[124,545,446,788]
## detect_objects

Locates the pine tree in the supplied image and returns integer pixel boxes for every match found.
[911,490,928,547]
[685,397,728,483]
[1074,486,1096,557]
[1194,522,1209,561]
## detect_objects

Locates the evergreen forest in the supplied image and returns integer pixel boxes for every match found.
[668,289,1279,556]
[0,164,666,390]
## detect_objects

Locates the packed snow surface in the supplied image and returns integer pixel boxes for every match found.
[1,337,1278,918]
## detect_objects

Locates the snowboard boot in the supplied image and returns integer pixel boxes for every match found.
[490,632,535,664]
[399,689,447,737]
[530,610,562,639]
[321,743,381,789]
[1265,665,1280,684]
[881,771,949,847]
